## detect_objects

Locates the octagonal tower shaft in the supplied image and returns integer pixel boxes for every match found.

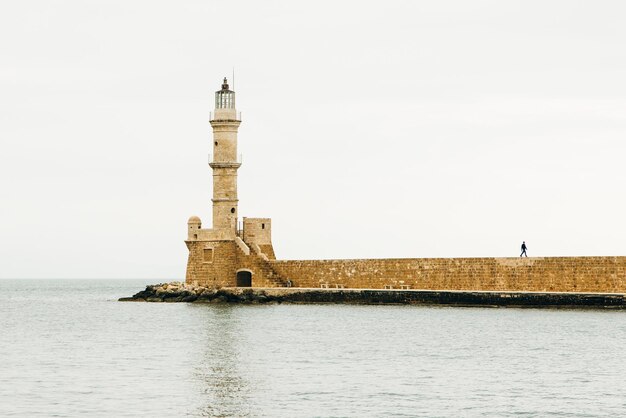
[209,78,241,235]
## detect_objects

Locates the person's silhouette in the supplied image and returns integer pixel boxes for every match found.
[520,241,528,257]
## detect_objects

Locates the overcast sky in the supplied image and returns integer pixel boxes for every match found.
[1,1,625,279]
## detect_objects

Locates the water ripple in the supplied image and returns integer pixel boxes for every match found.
[1,280,625,417]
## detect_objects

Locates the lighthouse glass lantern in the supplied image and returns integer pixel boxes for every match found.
[215,77,235,109]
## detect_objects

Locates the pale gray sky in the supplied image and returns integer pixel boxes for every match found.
[1,0,625,279]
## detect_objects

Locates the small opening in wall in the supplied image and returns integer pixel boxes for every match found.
[231,208,235,213]
[194,234,198,239]
[198,225,200,229]
[215,141,218,146]
[236,271,252,287]
[203,248,214,262]
[262,223,265,229]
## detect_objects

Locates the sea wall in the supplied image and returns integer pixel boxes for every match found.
[120,284,626,309]
[269,256,626,293]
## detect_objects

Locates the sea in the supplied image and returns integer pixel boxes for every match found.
[1,279,625,417]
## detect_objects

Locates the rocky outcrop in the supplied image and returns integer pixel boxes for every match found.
[119,283,626,308]
[118,282,274,304]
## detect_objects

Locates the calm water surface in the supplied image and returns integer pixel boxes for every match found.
[1,280,625,417]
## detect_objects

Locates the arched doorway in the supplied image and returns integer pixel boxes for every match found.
[236,270,252,287]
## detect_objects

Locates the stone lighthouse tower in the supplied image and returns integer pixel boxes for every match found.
[185,78,277,288]
[209,77,241,235]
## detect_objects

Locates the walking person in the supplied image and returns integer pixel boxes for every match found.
[520,241,528,257]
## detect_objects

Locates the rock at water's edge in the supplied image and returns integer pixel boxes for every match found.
[118,283,626,308]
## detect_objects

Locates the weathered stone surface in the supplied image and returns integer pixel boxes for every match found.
[269,256,626,293]
[185,238,626,292]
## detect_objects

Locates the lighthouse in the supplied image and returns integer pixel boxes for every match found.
[185,78,277,288]
[209,78,241,235]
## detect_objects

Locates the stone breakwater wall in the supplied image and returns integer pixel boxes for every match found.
[268,257,626,293]
[119,283,626,308]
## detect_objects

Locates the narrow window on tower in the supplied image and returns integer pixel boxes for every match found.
[262,223,265,229]
[231,208,235,214]
[203,248,214,263]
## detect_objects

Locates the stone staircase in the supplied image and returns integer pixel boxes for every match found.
[237,238,290,287]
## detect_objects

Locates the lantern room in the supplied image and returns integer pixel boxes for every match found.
[215,77,235,109]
